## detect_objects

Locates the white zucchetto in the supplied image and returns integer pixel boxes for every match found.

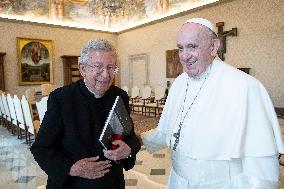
[185,18,217,34]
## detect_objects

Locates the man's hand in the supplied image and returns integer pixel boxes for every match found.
[69,156,111,179]
[103,140,131,161]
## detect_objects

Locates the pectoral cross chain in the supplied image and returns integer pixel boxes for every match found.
[172,123,182,151]
[171,64,212,151]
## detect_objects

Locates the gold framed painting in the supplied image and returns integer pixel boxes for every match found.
[17,37,53,85]
[166,49,183,78]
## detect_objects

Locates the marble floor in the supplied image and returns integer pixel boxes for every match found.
[0,117,284,189]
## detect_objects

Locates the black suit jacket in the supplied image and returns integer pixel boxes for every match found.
[30,80,141,189]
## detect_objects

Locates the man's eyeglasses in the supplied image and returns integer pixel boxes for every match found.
[85,64,119,75]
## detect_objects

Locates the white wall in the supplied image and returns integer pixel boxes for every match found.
[117,0,284,106]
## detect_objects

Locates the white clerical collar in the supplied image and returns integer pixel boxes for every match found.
[83,79,102,98]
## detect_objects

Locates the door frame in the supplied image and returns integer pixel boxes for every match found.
[128,53,149,88]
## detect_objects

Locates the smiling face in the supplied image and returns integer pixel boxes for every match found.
[176,23,220,78]
[79,50,117,96]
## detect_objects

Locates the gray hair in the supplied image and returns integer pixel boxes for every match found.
[79,38,117,65]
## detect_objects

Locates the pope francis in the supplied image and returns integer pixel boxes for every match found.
[141,18,284,189]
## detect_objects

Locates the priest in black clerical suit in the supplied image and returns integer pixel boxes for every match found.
[30,39,141,189]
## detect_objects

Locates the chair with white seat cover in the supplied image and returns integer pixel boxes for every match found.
[13,95,28,143]
[0,91,5,125]
[145,85,166,116]
[36,96,48,124]
[1,94,10,128]
[0,93,9,127]
[132,85,152,114]
[129,86,140,112]
[6,94,19,135]
[21,95,40,144]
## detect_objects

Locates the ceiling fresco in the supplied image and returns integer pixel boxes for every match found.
[0,0,219,32]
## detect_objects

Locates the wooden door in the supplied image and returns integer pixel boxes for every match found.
[0,53,6,91]
[61,55,80,85]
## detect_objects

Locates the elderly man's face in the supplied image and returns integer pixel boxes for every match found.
[79,51,116,96]
[176,23,218,78]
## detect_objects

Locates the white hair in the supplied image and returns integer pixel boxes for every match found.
[79,38,116,65]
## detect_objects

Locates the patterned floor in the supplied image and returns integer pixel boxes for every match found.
[0,116,283,189]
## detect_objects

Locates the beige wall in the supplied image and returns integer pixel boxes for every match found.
[117,0,284,107]
[0,20,117,96]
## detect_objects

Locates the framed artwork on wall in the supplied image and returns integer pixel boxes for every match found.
[17,37,53,85]
[166,49,183,78]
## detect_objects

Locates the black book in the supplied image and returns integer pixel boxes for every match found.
[99,96,133,150]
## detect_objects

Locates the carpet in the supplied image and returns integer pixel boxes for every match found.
[131,113,159,135]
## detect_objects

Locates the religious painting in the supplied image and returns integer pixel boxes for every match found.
[166,49,183,78]
[17,38,53,85]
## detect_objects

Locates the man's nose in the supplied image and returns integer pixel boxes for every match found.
[180,51,192,61]
[100,68,110,78]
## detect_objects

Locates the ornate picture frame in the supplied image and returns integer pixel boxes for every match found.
[166,49,183,78]
[17,37,53,85]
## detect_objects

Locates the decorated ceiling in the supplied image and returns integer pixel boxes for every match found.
[0,0,218,32]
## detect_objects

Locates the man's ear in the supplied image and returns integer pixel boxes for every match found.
[211,38,220,56]
[78,63,86,78]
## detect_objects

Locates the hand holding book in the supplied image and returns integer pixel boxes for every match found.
[99,96,133,150]
[103,139,132,161]
[112,134,122,150]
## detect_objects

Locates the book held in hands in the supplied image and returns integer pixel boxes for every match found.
[99,96,133,150]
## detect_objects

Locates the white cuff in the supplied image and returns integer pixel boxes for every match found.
[248,176,278,189]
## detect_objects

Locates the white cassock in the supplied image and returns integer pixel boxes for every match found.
[142,58,284,189]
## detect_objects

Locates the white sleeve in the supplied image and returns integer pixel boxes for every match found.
[242,155,279,189]
[141,92,173,153]
[141,76,185,153]
[141,84,175,153]
[141,128,167,153]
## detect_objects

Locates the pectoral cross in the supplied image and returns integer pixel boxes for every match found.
[172,123,182,151]
[216,22,237,61]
